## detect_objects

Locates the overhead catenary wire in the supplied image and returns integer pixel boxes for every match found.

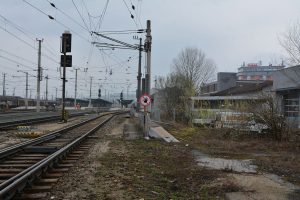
[85,0,110,71]
[0,14,57,57]
[46,0,91,34]
[71,0,91,33]
[0,48,37,66]
[122,0,139,29]
[0,24,59,66]
[1,1,145,100]
[129,0,143,28]
[0,14,60,66]
[23,0,90,43]
[0,55,36,71]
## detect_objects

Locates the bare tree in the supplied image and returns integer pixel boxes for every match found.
[279,22,300,66]
[156,73,193,122]
[172,47,216,93]
[246,93,289,141]
[154,47,216,123]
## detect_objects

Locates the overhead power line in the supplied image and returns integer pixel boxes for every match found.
[47,0,91,33]
[71,0,91,33]
[23,0,90,43]
[0,55,36,70]
[0,48,37,66]
[122,0,139,29]
[92,31,141,50]
[0,14,59,63]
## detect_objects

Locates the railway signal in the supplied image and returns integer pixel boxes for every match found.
[60,31,72,123]
[120,91,123,101]
[62,32,72,52]
[60,55,72,67]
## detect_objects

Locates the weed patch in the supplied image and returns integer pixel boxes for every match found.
[96,138,232,199]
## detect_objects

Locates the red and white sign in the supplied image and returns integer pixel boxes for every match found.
[139,94,151,106]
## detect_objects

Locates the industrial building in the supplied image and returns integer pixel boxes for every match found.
[194,64,300,128]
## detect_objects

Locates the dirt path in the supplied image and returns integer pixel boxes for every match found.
[226,173,299,200]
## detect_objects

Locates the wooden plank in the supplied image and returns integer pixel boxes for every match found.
[0,173,16,178]
[0,168,23,173]
[56,163,73,168]
[26,185,52,193]
[60,160,76,164]
[50,168,69,173]
[17,154,47,157]
[10,157,43,160]
[3,160,37,164]
[36,178,58,184]
[0,164,31,168]
[16,193,48,199]
[44,172,63,178]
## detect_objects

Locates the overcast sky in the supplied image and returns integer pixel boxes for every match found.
[1,0,300,100]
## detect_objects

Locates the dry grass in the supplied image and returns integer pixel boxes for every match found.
[168,125,300,185]
[96,138,239,199]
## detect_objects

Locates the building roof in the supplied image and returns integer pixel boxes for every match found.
[211,80,273,96]
[191,95,262,101]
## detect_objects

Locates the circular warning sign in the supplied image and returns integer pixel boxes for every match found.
[139,94,151,106]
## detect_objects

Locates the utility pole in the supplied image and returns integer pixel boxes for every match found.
[144,20,152,139]
[137,37,142,111]
[62,42,67,121]
[74,68,79,107]
[55,87,58,101]
[2,73,6,97]
[145,20,152,95]
[45,75,49,102]
[25,72,28,109]
[36,39,43,112]
[88,76,93,107]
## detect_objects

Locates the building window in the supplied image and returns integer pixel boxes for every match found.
[284,94,299,118]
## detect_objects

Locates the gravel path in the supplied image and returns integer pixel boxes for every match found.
[47,115,131,200]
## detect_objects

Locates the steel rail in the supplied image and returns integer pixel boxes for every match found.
[0,112,114,160]
[0,113,119,199]
[0,112,116,192]
[0,111,91,130]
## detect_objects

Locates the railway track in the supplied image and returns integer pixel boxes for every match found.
[0,111,124,199]
[0,110,95,130]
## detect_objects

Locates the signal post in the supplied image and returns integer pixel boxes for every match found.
[60,31,72,122]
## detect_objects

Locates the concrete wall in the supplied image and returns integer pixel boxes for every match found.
[273,65,300,90]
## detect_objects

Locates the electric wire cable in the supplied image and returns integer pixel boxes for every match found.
[122,0,139,29]
[46,0,91,34]
[71,0,91,33]
[23,0,90,43]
